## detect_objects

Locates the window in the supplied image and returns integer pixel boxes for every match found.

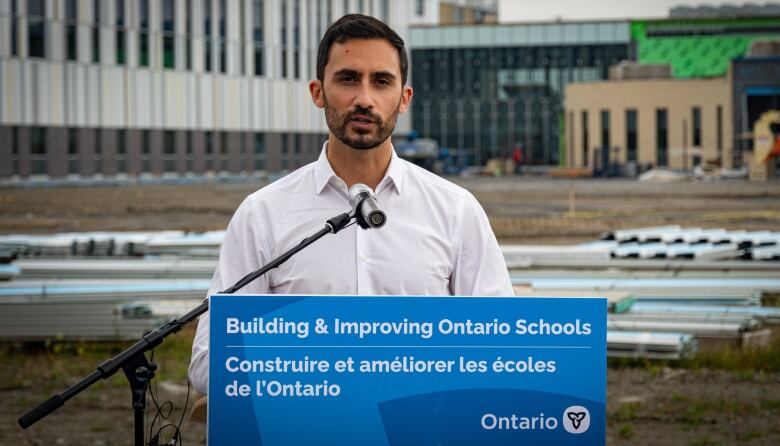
[281,133,290,169]
[116,0,126,64]
[164,131,176,172]
[10,0,18,56]
[204,0,212,72]
[94,129,103,174]
[716,105,723,158]
[141,130,152,173]
[568,111,574,167]
[162,0,175,69]
[67,129,81,175]
[600,110,610,150]
[28,0,45,58]
[185,132,193,172]
[454,6,464,23]
[240,0,246,74]
[11,127,19,176]
[116,129,127,173]
[253,133,265,170]
[656,108,668,167]
[626,109,637,163]
[281,1,288,78]
[219,0,227,72]
[185,0,192,70]
[139,0,149,66]
[93,0,100,63]
[65,0,78,61]
[30,127,47,175]
[581,111,589,167]
[220,132,229,171]
[253,0,264,76]
[293,0,300,79]
[692,107,702,147]
[415,0,424,16]
[205,131,214,171]
[380,0,389,22]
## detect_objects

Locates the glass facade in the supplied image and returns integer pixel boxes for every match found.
[411,39,629,164]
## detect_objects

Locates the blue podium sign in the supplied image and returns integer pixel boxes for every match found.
[208,295,606,445]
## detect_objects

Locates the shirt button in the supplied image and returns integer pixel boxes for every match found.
[360,254,368,262]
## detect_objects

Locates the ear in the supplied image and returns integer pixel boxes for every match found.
[398,85,414,114]
[309,79,325,109]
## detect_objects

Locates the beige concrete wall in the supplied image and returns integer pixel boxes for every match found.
[438,3,497,25]
[565,78,733,170]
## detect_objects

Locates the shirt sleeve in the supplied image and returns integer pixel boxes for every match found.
[451,192,514,296]
[188,196,270,395]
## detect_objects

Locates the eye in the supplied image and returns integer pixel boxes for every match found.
[339,74,357,83]
[375,78,391,87]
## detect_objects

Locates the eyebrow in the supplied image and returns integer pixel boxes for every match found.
[332,69,397,80]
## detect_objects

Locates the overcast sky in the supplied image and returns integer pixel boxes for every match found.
[499,0,742,22]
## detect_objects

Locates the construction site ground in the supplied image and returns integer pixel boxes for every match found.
[1,176,779,445]
[2,177,780,243]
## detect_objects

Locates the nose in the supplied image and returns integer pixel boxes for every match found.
[353,80,375,110]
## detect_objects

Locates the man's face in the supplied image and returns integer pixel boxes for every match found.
[310,38,412,150]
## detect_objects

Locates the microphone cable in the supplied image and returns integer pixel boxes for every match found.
[146,349,191,445]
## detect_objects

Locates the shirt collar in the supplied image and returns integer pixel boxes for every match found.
[314,141,405,195]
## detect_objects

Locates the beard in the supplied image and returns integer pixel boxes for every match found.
[323,93,400,151]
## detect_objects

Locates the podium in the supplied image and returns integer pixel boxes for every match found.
[205,294,606,445]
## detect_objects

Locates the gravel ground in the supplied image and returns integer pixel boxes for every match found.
[2,177,780,244]
[4,350,779,445]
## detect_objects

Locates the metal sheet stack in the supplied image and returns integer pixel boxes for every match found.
[0,280,209,341]
[503,226,780,359]
[0,227,777,358]
[607,332,698,360]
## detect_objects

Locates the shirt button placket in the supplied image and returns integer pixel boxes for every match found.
[356,225,367,295]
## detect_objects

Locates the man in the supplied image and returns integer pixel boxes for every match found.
[188,14,512,395]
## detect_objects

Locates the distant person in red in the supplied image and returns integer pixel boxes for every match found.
[764,128,780,164]
[512,145,523,174]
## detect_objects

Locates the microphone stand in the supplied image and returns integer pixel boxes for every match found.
[18,211,355,446]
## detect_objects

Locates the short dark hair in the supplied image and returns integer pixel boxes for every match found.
[316,14,409,86]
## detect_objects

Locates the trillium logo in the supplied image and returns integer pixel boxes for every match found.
[562,406,590,434]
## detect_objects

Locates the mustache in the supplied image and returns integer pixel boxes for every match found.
[345,107,381,123]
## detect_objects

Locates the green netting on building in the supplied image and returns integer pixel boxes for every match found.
[631,18,780,79]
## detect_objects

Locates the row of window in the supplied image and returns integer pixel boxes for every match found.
[577,106,723,167]
[7,127,322,177]
[6,0,387,78]
[413,46,627,98]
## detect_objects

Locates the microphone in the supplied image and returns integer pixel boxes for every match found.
[348,183,387,229]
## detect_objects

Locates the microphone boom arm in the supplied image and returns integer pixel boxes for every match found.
[18,210,356,445]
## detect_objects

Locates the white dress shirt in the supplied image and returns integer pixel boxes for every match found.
[188,143,513,394]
